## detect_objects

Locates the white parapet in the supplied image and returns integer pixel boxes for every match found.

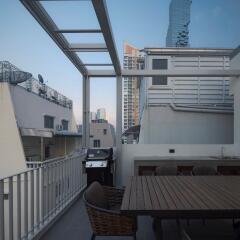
[0,82,26,178]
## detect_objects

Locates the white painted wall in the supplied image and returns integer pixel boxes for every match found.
[0,83,26,178]
[146,54,232,105]
[139,106,233,144]
[9,85,77,132]
[120,144,239,186]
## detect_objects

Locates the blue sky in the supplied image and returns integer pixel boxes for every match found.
[1,0,240,125]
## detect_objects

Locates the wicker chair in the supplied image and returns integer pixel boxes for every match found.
[155,165,178,176]
[83,182,137,240]
[192,166,217,176]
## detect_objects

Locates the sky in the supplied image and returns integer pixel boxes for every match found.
[1,0,240,126]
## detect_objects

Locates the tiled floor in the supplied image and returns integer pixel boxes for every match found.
[41,197,236,240]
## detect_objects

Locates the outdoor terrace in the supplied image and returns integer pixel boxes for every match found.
[1,0,240,240]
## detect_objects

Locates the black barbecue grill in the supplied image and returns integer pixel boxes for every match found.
[84,148,114,186]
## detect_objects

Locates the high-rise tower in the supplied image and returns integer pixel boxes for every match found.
[166,0,192,47]
[123,42,144,133]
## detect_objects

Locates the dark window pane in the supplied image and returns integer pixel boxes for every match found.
[44,115,54,129]
[152,59,168,69]
[61,120,69,131]
[152,76,168,85]
[93,140,101,148]
[103,129,107,135]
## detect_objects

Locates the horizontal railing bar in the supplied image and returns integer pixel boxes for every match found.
[1,153,85,180]
[55,29,101,33]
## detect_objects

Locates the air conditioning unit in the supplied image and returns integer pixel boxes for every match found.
[56,124,63,131]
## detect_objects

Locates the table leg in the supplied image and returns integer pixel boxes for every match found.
[153,217,163,240]
[176,219,191,240]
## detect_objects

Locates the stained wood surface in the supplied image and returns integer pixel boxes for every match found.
[121,176,240,219]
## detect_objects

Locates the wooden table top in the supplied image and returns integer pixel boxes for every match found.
[121,176,240,219]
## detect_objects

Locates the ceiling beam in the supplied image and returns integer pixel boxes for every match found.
[68,43,108,52]
[20,0,88,76]
[88,69,240,78]
[79,63,113,66]
[92,0,121,75]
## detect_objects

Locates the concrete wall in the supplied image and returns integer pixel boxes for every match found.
[139,106,233,144]
[0,83,26,178]
[10,84,77,132]
[120,144,239,186]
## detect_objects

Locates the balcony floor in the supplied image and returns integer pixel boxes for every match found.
[41,196,236,240]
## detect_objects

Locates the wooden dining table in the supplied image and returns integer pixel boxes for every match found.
[121,176,240,239]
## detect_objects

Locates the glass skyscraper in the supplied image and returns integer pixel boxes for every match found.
[166,0,192,47]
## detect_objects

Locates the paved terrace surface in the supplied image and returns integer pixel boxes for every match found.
[41,197,236,240]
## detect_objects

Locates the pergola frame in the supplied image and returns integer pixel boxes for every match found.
[20,0,240,176]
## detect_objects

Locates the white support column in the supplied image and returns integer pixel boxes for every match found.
[82,75,90,148]
[116,75,122,186]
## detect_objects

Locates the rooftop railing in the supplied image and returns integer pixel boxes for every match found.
[0,153,86,240]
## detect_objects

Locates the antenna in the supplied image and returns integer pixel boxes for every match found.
[38,74,44,84]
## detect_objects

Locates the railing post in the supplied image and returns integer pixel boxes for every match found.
[8,177,13,240]
[17,174,21,240]
[0,179,4,240]
[116,75,123,186]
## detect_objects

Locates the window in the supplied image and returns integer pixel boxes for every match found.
[93,140,101,148]
[61,120,69,131]
[44,115,54,129]
[103,129,107,135]
[152,59,168,86]
[152,59,168,69]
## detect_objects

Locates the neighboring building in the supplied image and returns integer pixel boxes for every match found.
[90,111,97,121]
[122,125,140,144]
[138,48,234,144]
[123,42,144,132]
[166,0,192,47]
[0,61,81,168]
[96,108,106,120]
[89,120,116,148]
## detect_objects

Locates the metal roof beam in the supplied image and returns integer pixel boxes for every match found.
[92,0,121,75]
[55,29,102,33]
[68,43,108,52]
[20,0,88,76]
[88,69,240,78]
[79,63,113,66]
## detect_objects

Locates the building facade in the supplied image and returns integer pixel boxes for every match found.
[138,48,234,144]
[123,42,144,132]
[0,61,81,171]
[89,120,116,148]
[166,0,192,47]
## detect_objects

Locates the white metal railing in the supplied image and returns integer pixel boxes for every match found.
[26,156,66,169]
[0,154,87,240]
